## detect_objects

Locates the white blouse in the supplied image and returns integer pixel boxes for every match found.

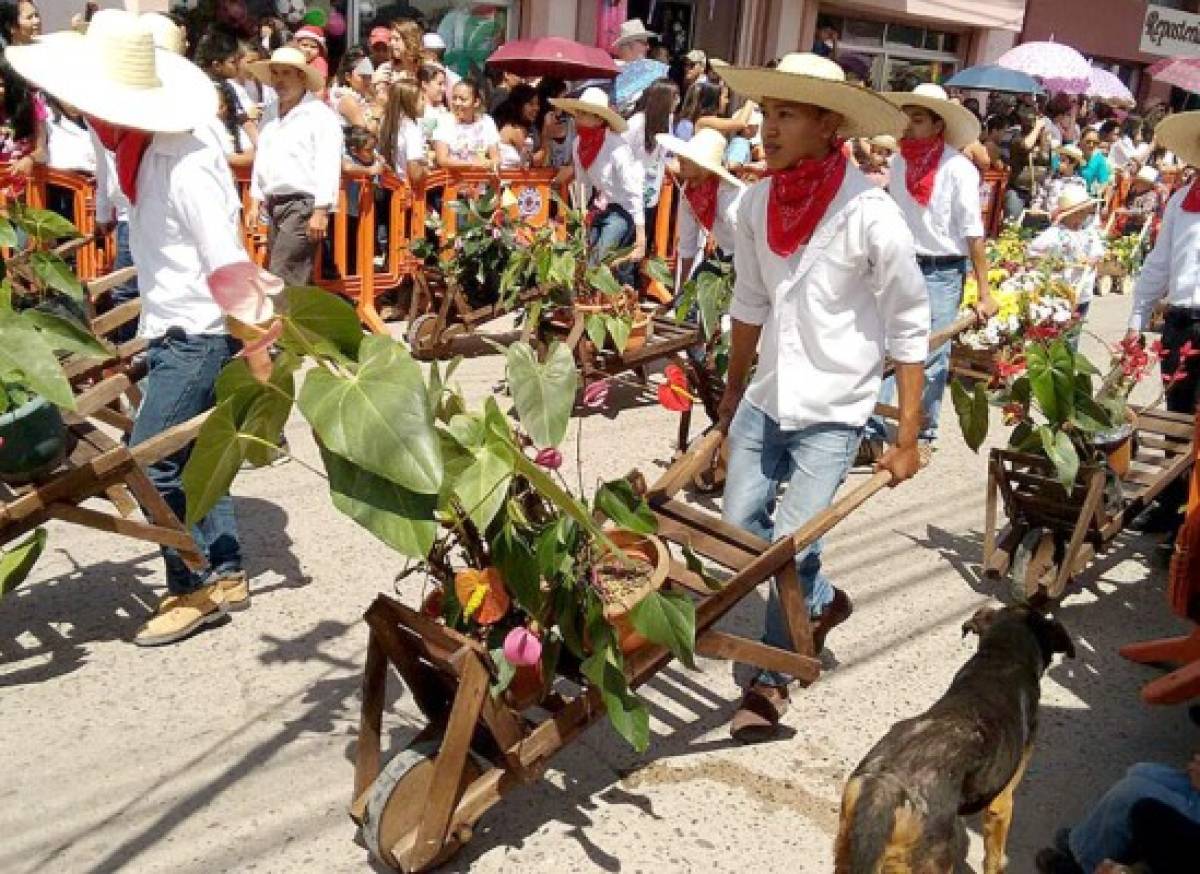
[623,112,670,209]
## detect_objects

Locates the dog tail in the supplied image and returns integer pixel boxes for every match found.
[834,775,924,873]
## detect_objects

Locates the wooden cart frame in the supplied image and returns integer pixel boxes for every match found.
[983,406,1195,599]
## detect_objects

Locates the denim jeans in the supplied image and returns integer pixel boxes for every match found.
[587,203,636,287]
[867,262,965,444]
[128,332,242,594]
[1069,762,1200,872]
[721,401,862,686]
[110,221,140,344]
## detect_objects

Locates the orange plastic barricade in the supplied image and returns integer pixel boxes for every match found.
[0,165,113,281]
[429,167,565,239]
[979,170,1008,239]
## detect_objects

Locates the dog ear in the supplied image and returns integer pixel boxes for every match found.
[961,606,999,638]
[1027,610,1076,660]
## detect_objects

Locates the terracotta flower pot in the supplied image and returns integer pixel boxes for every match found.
[1095,411,1137,479]
[596,529,670,654]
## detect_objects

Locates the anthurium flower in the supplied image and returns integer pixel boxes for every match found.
[582,380,610,410]
[454,568,510,625]
[207,261,283,326]
[534,447,563,470]
[657,364,695,412]
[502,626,543,667]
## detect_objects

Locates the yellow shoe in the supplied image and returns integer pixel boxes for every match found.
[212,571,250,612]
[135,583,227,646]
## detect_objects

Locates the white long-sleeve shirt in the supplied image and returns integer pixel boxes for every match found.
[677,179,743,261]
[574,129,646,227]
[1130,183,1200,330]
[731,165,930,430]
[90,126,130,225]
[250,92,343,210]
[130,132,248,338]
[622,112,669,209]
[889,145,984,257]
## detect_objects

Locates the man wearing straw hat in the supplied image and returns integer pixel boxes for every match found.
[860,83,996,461]
[709,54,931,742]
[7,10,275,645]
[1126,112,1200,541]
[246,46,343,287]
[612,18,656,65]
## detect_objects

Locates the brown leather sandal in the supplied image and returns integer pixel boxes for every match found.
[730,683,790,744]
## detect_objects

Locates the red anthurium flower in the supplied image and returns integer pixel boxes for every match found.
[582,379,610,410]
[657,364,696,412]
[534,447,563,470]
[1181,340,1200,360]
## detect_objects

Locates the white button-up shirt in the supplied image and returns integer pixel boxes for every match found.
[90,126,130,224]
[677,179,743,261]
[129,132,248,339]
[250,92,343,209]
[731,165,930,430]
[1131,183,1200,330]
[574,130,646,227]
[889,145,984,257]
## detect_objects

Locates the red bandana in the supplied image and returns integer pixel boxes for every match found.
[766,143,847,257]
[1182,181,1200,213]
[576,125,606,170]
[684,176,720,231]
[88,117,151,206]
[899,135,945,206]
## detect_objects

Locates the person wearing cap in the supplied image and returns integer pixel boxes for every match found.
[367,25,392,70]
[331,53,377,132]
[1116,164,1165,237]
[8,10,275,644]
[683,49,708,90]
[612,18,656,66]
[247,47,343,287]
[420,30,461,98]
[1028,184,1104,327]
[551,87,646,286]
[293,23,329,85]
[1126,111,1200,539]
[860,83,996,460]
[1029,144,1085,222]
[709,54,930,742]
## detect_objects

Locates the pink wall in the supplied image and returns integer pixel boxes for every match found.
[1021,0,1159,64]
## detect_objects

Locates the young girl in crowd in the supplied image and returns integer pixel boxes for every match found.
[340,125,384,274]
[293,24,329,85]
[213,80,254,168]
[235,42,274,118]
[417,63,451,146]
[1028,184,1104,329]
[331,51,375,132]
[535,77,572,168]
[624,78,677,232]
[0,0,40,46]
[674,80,721,141]
[379,79,428,185]
[432,79,499,170]
[383,20,422,82]
[0,58,45,187]
[493,83,543,169]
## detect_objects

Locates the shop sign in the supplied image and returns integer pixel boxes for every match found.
[1141,4,1200,58]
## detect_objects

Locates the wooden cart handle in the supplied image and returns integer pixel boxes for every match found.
[647,428,723,504]
[788,469,892,552]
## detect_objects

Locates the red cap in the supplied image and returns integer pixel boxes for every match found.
[295,25,326,47]
[369,26,391,46]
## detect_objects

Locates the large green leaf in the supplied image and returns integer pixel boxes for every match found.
[182,400,246,524]
[20,309,110,359]
[280,286,364,360]
[603,315,631,354]
[1039,425,1080,491]
[0,316,75,408]
[0,216,18,249]
[505,341,577,449]
[594,479,657,535]
[581,640,650,752]
[298,347,442,494]
[643,258,674,288]
[585,314,607,351]
[20,208,79,241]
[1027,341,1075,426]
[492,523,542,613]
[454,440,512,531]
[950,379,989,452]
[0,528,47,599]
[30,253,84,299]
[628,589,696,669]
[320,445,438,559]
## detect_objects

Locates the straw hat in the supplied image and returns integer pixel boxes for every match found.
[1057,144,1084,166]
[882,83,981,149]
[550,86,627,133]
[656,129,745,188]
[612,18,656,49]
[870,134,897,152]
[5,10,216,134]
[711,53,906,139]
[1055,184,1099,220]
[1135,165,1159,185]
[1152,111,1200,168]
[250,46,324,93]
[141,12,185,55]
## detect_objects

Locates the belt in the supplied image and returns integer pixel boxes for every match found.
[266,192,314,208]
[916,254,967,269]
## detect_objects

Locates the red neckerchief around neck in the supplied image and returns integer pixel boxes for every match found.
[88,117,152,206]
[1182,180,1200,213]
[576,124,606,170]
[899,134,945,206]
[684,176,720,231]
[766,142,847,257]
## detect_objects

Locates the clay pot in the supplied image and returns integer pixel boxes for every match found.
[597,530,670,654]
[1094,411,1137,479]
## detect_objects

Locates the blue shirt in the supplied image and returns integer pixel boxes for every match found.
[725,136,751,166]
[1081,152,1111,196]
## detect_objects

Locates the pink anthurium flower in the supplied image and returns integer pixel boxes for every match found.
[207,261,283,326]
[534,447,563,470]
[582,379,610,410]
[503,626,542,667]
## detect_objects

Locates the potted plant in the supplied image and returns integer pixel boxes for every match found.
[182,286,698,751]
[410,188,517,309]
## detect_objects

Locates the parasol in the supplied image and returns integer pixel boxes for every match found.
[944,64,1044,95]
[486,37,618,80]
[997,41,1091,94]
[1148,56,1200,94]
[613,59,670,111]
[1088,66,1135,108]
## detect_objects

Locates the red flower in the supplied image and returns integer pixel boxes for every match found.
[582,379,610,410]
[657,364,695,412]
[995,356,1027,381]
[534,447,563,470]
[1150,339,1166,361]
[1002,402,1025,426]
[1180,340,1200,360]
[1026,324,1063,342]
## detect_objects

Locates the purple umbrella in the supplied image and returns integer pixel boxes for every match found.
[1148,56,1200,94]
[998,41,1091,94]
[1088,66,1134,108]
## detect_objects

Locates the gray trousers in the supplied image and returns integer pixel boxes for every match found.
[267,194,316,287]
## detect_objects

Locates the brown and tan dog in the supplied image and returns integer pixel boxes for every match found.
[833,605,1074,873]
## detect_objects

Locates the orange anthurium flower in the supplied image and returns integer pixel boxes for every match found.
[454,567,510,625]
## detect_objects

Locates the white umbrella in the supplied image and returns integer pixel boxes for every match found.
[1088,66,1135,108]
[997,41,1091,94]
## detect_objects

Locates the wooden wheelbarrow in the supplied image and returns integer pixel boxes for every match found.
[406,271,548,361]
[349,429,914,871]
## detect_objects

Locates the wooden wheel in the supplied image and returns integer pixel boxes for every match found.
[1010,527,1057,603]
[406,314,442,361]
[361,737,486,872]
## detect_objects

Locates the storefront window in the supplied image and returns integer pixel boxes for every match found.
[842,17,885,47]
[356,1,518,80]
[887,24,924,51]
[818,12,960,89]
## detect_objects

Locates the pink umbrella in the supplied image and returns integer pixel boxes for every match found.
[487,37,618,80]
[1088,66,1135,108]
[1148,56,1200,94]
[997,41,1091,94]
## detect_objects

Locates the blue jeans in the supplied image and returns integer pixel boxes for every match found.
[128,332,242,594]
[587,203,636,287]
[1069,763,1200,872]
[721,401,862,686]
[867,262,964,444]
[110,221,140,344]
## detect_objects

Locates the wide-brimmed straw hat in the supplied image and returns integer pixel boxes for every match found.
[1057,144,1084,166]
[5,10,216,134]
[550,86,627,133]
[711,53,906,139]
[882,83,981,149]
[1055,184,1099,220]
[612,18,656,49]
[250,46,324,93]
[1135,165,1159,185]
[1153,110,1200,168]
[656,129,744,188]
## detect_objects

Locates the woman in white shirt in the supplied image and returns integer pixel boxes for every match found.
[379,79,428,186]
[623,78,677,227]
[330,54,376,132]
[432,79,500,170]
[417,63,451,145]
[43,96,95,173]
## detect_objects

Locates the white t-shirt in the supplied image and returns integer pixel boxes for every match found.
[46,113,96,173]
[623,112,669,209]
[432,114,500,163]
[392,118,427,179]
[420,105,452,147]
